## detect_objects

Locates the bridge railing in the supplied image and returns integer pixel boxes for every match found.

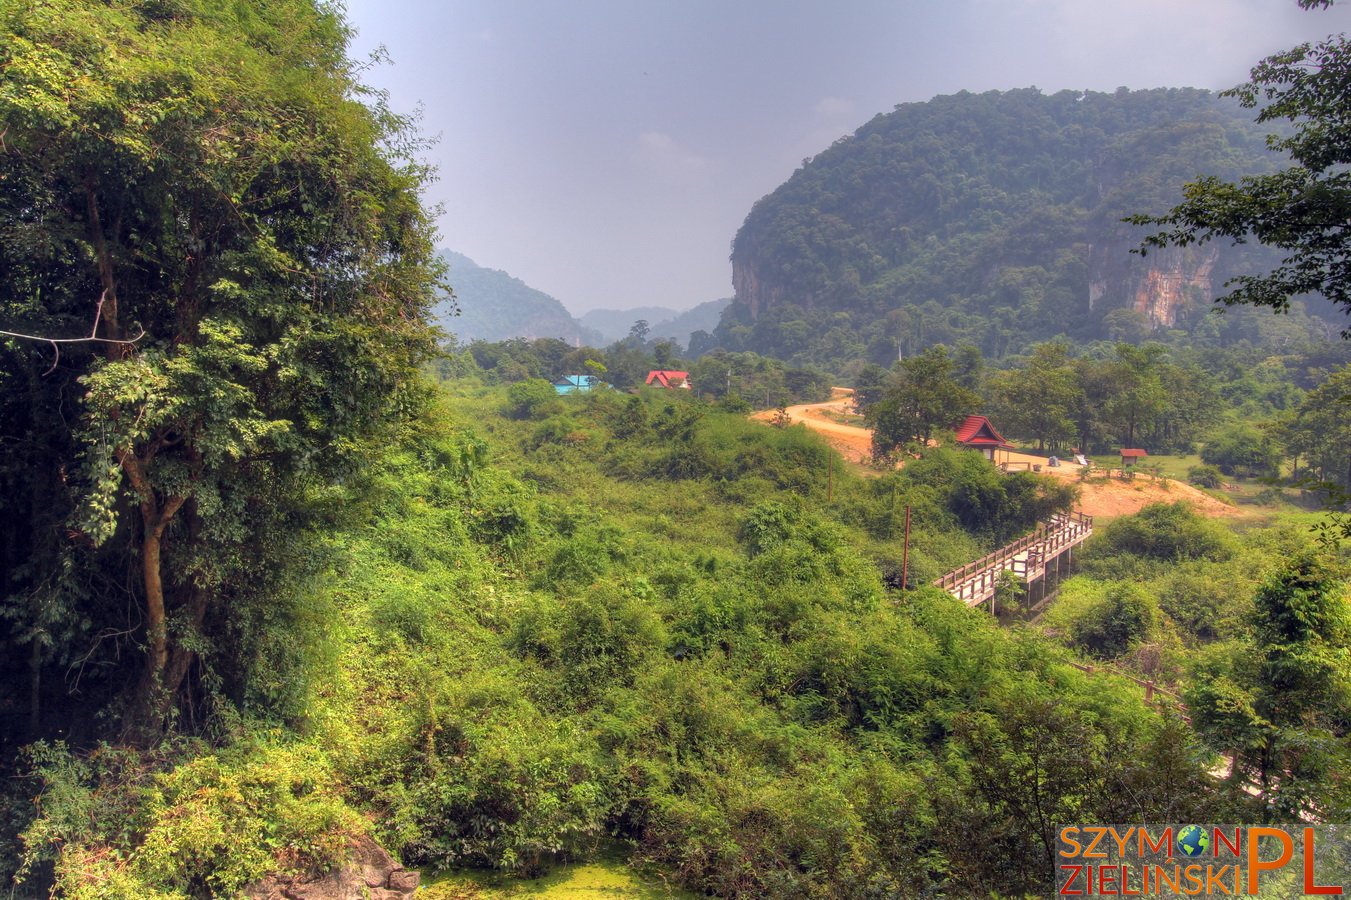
[934,527,1044,592]
[1066,660,1185,715]
[933,510,1094,603]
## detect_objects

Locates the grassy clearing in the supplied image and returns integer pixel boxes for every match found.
[812,407,866,427]
[1085,453,1200,477]
[424,856,697,898]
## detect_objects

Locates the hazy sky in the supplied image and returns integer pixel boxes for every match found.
[342,1,1351,315]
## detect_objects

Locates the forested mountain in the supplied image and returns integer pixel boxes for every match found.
[716,88,1338,369]
[656,297,731,350]
[434,251,599,344]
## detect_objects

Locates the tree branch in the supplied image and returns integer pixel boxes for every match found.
[0,292,146,374]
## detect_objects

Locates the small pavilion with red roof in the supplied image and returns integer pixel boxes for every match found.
[1119,448,1148,467]
[645,370,691,389]
[954,415,1015,462]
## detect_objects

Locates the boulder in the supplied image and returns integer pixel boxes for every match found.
[246,834,419,900]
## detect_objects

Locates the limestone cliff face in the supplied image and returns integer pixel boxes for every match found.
[731,254,784,321]
[732,236,1221,332]
[1087,240,1219,328]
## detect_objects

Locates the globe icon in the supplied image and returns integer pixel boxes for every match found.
[1177,825,1210,858]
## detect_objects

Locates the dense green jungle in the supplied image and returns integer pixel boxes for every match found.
[2,1,1351,899]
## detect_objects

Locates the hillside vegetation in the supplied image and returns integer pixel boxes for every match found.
[435,252,596,345]
[3,2,1350,897]
[5,381,1244,898]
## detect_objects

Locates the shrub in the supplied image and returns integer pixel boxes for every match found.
[1071,583,1158,658]
[1200,424,1281,477]
[467,477,535,553]
[739,500,800,557]
[394,713,613,875]
[18,743,363,900]
[1252,486,1289,506]
[509,584,667,709]
[717,393,752,414]
[1092,502,1235,563]
[538,528,630,592]
[1156,563,1251,643]
[904,448,1075,543]
[1187,464,1223,489]
[505,379,560,419]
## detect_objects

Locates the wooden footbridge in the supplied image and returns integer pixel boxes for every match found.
[934,511,1093,611]
[931,513,1305,815]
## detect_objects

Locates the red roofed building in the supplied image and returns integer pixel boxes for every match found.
[954,415,1014,462]
[645,370,691,389]
[1120,448,1148,467]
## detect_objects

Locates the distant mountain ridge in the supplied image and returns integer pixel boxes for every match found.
[715,87,1332,368]
[433,251,597,344]
[581,299,732,347]
[433,251,726,350]
[579,306,680,344]
[652,298,731,347]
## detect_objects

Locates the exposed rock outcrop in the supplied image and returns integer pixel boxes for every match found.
[246,835,419,900]
[732,254,786,321]
[1087,242,1219,328]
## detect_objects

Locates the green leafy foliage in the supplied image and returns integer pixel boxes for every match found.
[0,0,441,738]
[17,741,363,899]
[900,448,1076,544]
[1279,364,1351,491]
[7,2,1338,894]
[1069,583,1160,659]
[1184,553,1351,818]
[863,345,980,455]
[1134,30,1351,329]
[1087,502,1236,569]
[1202,423,1281,477]
[1188,464,1224,488]
[505,378,562,419]
[7,381,1228,895]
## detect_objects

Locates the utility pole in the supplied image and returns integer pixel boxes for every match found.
[901,505,912,591]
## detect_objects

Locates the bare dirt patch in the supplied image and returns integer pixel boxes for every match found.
[1051,473,1240,521]
[753,389,1243,520]
[751,388,875,465]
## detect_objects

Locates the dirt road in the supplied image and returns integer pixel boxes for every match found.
[750,388,874,463]
[753,389,1241,520]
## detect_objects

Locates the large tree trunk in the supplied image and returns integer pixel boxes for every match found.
[119,449,187,740]
[86,184,125,349]
[142,526,168,680]
[162,584,210,729]
[86,184,201,741]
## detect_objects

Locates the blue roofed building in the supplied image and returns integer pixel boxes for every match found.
[554,375,601,394]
